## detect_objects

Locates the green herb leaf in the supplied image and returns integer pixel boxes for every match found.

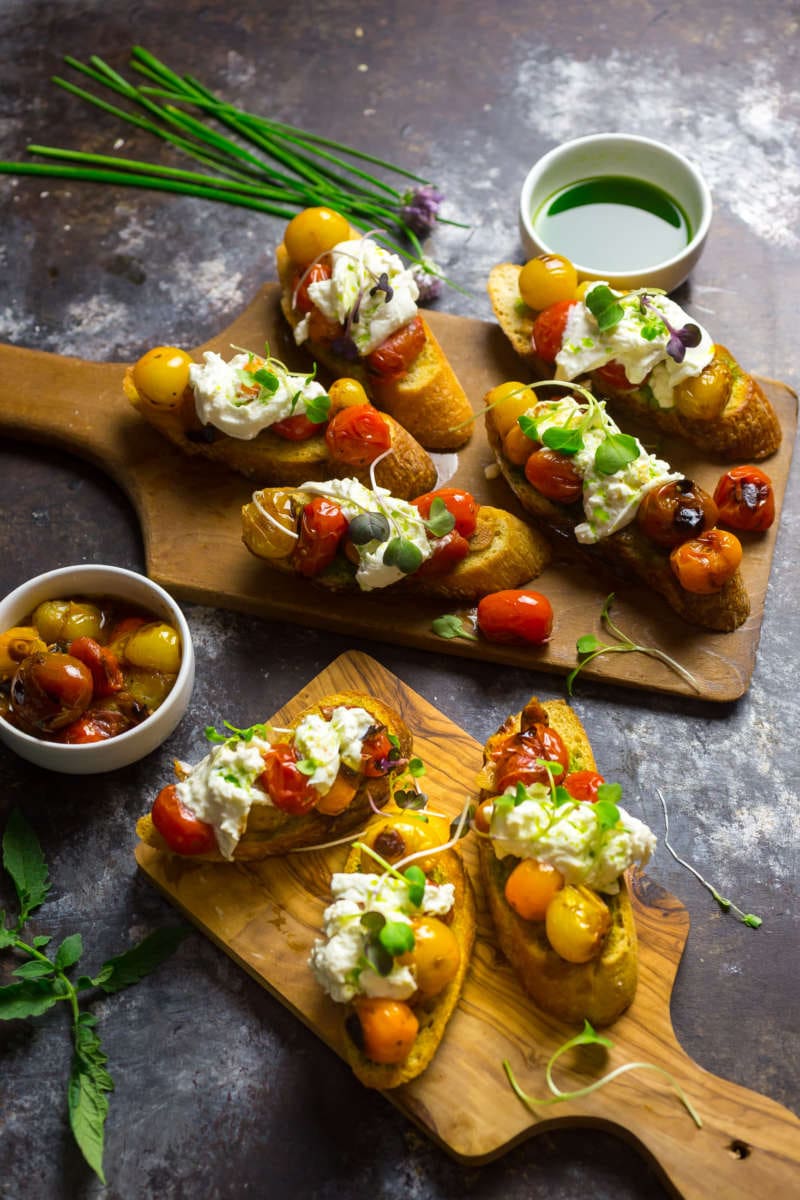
[394,788,427,811]
[95,927,189,995]
[204,724,227,743]
[69,1015,113,1184]
[12,960,54,980]
[585,284,624,331]
[2,809,50,925]
[379,920,415,957]
[304,392,331,424]
[431,613,477,641]
[449,803,474,840]
[408,758,426,778]
[363,939,394,977]
[596,782,622,807]
[594,432,640,476]
[514,782,528,806]
[348,511,391,545]
[554,786,572,807]
[295,758,318,776]
[594,799,621,831]
[251,366,279,393]
[55,933,84,971]
[542,426,583,455]
[33,934,52,948]
[0,978,63,1020]
[742,914,763,929]
[360,911,386,936]
[0,922,15,949]
[404,866,426,907]
[424,497,456,537]
[382,536,424,574]
[518,414,539,441]
[536,757,564,778]
[493,794,514,817]
[576,634,602,654]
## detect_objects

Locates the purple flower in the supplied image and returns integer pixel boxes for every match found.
[411,257,443,305]
[400,184,445,236]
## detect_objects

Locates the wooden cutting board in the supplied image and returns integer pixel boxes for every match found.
[1,288,796,701]
[135,651,800,1195]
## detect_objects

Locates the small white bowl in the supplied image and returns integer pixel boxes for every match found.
[519,133,712,292]
[0,565,195,774]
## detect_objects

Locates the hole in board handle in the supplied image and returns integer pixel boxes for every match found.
[728,1139,751,1160]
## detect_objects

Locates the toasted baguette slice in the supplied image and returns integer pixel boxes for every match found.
[478,698,639,1026]
[241,484,551,601]
[123,366,437,502]
[136,691,411,861]
[488,262,782,461]
[277,241,474,451]
[338,840,475,1088]
[485,407,750,631]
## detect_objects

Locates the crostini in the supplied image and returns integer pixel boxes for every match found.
[123,347,437,501]
[484,380,750,631]
[488,259,781,461]
[276,206,474,450]
[475,696,655,1026]
[136,691,411,861]
[241,478,551,600]
[310,806,475,1088]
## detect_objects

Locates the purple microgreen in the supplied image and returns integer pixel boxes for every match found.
[638,294,703,364]
[393,788,427,811]
[368,270,394,304]
[348,511,391,545]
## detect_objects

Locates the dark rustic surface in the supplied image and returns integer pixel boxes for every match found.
[0,2,797,1198]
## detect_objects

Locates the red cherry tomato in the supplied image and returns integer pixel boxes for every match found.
[10,652,94,734]
[151,784,217,855]
[325,404,391,466]
[477,590,554,645]
[293,496,349,577]
[366,316,426,379]
[292,261,332,314]
[593,359,636,391]
[67,636,124,698]
[531,300,576,363]
[258,744,318,814]
[361,728,392,777]
[524,448,583,504]
[563,770,605,802]
[412,487,479,537]
[414,530,470,576]
[637,479,719,547]
[58,710,132,744]
[713,466,775,532]
[494,723,569,792]
[271,413,320,441]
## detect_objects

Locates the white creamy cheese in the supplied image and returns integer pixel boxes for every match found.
[309,872,455,1003]
[176,736,274,860]
[489,782,655,894]
[554,282,714,409]
[292,705,376,792]
[296,236,419,355]
[299,476,432,590]
[189,350,327,439]
[522,396,680,543]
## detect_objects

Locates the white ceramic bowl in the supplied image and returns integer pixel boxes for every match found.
[0,565,195,774]
[519,133,712,292]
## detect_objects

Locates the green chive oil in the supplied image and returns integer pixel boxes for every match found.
[533,176,692,271]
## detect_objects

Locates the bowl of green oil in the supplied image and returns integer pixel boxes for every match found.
[519,133,712,292]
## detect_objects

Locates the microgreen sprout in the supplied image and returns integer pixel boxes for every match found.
[656,790,762,928]
[503,1019,702,1128]
[584,284,701,364]
[204,719,271,744]
[431,613,478,642]
[567,594,700,695]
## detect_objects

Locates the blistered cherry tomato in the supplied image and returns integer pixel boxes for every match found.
[493,723,569,792]
[531,300,576,363]
[504,859,564,921]
[412,487,478,537]
[284,206,350,267]
[593,359,636,391]
[352,998,419,1064]
[713,466,775,532]
[151,784,217,856]
[415,530,470,576]
[325,404,391,466]
[292,260,332,313]
[258,744,318,814]
[68,636,124,698]
[669,528,743,594]
[271,413,320,441]
[545,885,611,963]
[360,728,392,777]
[563,770,605,802]
[477,590,554,646]
[58,710,131,744]
[293,496,348,577]
[366,316,425,379]
[518,254,578,311]
[132,346,192,409]
[9,652,94,734]
[524,448,583,504]
[637,478,719,547]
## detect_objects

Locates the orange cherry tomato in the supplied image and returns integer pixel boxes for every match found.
[473,798,494,834]
[412,487,479,537]
[531,300,577,363]
[271,413,320,441]
[9,652,94,734]
[258,744,318,814]
[399,916,460,998]
[67,636,124,698]
[477,590,554,646]
[636,479,719,547]
[292,496,348,578]
[360,728,393,777]
[524,448,583,504]
[713,466,775,532]
[414,529,470,576]
[366,316,425,379]
[563,770,605,802]
[292,260,333,314]
[306,308,344,346]
[57,710,132,744]
[353,998,419,1064]
[493,722,569,793]
[151,783,217,856]
[593,359,636,391]
[504,858,564,921]
[325,404,391,466]
[502,420,540,466]
[669,528,743,594]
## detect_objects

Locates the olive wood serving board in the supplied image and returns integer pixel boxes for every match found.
[135,650,800,1192]
[1,288,796,701]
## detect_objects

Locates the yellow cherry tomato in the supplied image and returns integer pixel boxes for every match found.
[674,353,730,420]
[284,206,350,267]
[0,627,47,679]
[132,347,192,410]
[328,377,369,413]
[399,917,460,999]
[485,381,538,438]
[363,812,451,871]
[32,600,103,644]
[545,885,611,962]
[242,489,300,560]
[123,622,181,674]
[354,997,419,1064]
[575,280,594,302]
[504,859,564,922]
[518,254,578,311]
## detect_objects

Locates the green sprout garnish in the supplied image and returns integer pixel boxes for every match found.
[204,719,270,744]
[431,614,478,642]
